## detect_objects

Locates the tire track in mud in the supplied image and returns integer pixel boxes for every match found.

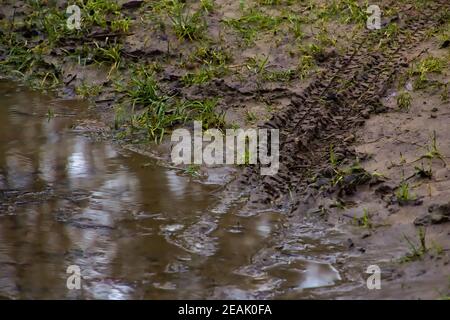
[172,1,449,259]
[240,2,450,209]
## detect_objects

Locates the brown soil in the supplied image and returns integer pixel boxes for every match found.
[1,0,449,299]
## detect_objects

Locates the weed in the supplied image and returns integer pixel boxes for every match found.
[354,208,372,229]
[76,83,102,98]
[33,71,60,90]
[183,164,201,177]
[397,91,412,110]
[111,18,131,33]
[396,182,415,203]
[263,69,295,82]
[193,45,231,66]
[169,1,206,41]
[246,55,269,75]
[200,0,214,13]
[185,99,225,130]
[182,67,216,85]
[401,227,428,262]
[183,45,230,85]
[416,131,447,165]
[317,0,367,25]
[93,41,122,75]
[124,67,167,107]
[300,43,325,61]
[287,14,304,40]
[431,241,444,256]
[258,0,282,5]
[117,65,225,142]
[0,35,63,91]
[297,55,315,79]
[117,67,183,142]
[331,161,382,195]
[225,9,283,44]
[329,144,338,167]
[383,23,400,40]
[75,0,127,32]
[245,111,258,124]
[410,56,446,89]
[133,101,186,143]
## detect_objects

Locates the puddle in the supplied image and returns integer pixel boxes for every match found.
[0,81,343,299]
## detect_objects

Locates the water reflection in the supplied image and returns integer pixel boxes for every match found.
[0,81,342,299]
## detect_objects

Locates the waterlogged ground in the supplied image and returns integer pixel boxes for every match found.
[0,81,346,299]
[1,0,450,300]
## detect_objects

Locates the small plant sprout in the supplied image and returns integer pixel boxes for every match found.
[183,165,201,178]
[93,41,122,76]
[246,55,269,75]
[410,56,446,89]
[169,2,206,41]
[397,91,412,110]
[415,131,447,166]
[245,110,258,124]
[355,208,372,229]
[401,227,428,262]
[329,144,338,167]
[225,9,283,44]
[200,0,214,13]
[76,83,102,99]
[396,181,415,204]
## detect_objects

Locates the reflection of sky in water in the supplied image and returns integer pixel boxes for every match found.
[68,139,90,179]
[88,282,133,300]
[299,262,341,289]
[165,170,187,198]
[256,215,273,237]
[0,82,345,299]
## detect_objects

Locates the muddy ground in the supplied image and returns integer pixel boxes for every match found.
[0,0,450,299]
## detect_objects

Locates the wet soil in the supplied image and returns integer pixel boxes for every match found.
[1,0,449,299]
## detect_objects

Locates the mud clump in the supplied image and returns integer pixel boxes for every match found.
[414,202,450,226]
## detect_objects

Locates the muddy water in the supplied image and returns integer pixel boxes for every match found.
[0,81,342,299]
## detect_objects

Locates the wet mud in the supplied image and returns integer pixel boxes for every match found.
[1,0,449,299]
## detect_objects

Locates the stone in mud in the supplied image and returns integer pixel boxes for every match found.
[440,39,450,49]
[121,1,144,9]
[414,202,450,226]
